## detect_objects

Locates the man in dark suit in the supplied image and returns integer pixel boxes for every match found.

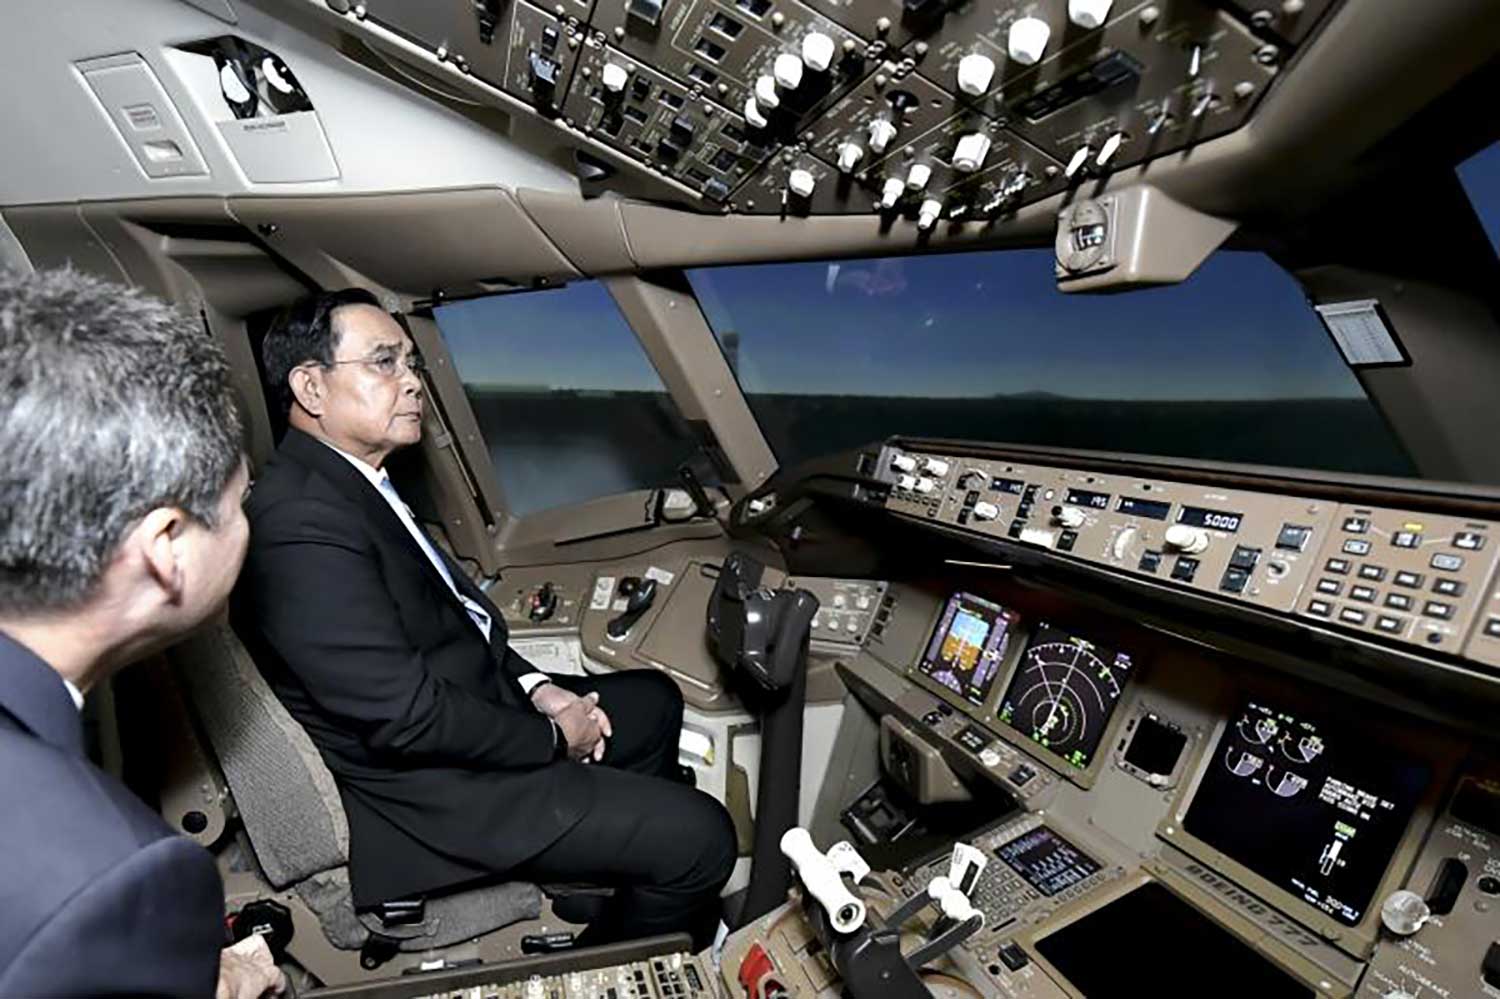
[0,268,282,997]
[235,289,736,949]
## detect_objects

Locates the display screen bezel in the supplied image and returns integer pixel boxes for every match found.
[1160,683,1454,957]
[909,592,1022,713]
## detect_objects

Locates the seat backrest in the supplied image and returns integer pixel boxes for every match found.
[170,620,349,890]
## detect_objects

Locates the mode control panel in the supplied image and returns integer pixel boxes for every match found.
[882,447,1335,613]
[1298,504,1500,657]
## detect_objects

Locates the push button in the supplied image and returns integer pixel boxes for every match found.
[1171,557,1199,583]
[1349,585,1376,603]
[1306,599,1332,617]
[998,942,1030,971]
[1325,558,1350,575]
[1276,525,1312,551]
[1392,530,1422,549]
[1385,593,1413,611]
[1423,601,1454,620]
[1455,531,1486,551]
[1431,553,1465,572]
[1375,615,1406,634]
[1316,578,1342,595]
[1358,564,1387,581]
[1342,516,1369,533]
[1486,618,1500,638]
[1433,578,1466,597]
[1342,539,1372,556]
[1008,765,1036,787]
[1138,551,1162,573]
[1394,571,1423,588]
[1220,567,1250,594]
[1229,546,1261,571]
[1057,529,1078,552]
[1339,608,1368,625]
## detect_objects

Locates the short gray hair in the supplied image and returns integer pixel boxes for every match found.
[0,268,244,614]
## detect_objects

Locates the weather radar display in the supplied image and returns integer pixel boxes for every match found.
[917,593,1018,706]
[999,624,1134,770]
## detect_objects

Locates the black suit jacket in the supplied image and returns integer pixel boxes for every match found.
[0,632,223,996]
[234,428,592,907]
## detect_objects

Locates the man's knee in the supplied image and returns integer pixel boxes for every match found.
[659,790,737,892]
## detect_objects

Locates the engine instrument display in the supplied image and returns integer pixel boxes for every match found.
[995,826,1101,897]
[917,593,1018,706]
[998,624,1134,770]
[1183,699,1431,926]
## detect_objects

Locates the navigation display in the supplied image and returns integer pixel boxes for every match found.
[998,624,1134,770]
[995,826,1101,897]
[1183,699,1431,927]
[917,593,1018,706]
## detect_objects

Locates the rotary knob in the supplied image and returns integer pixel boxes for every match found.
[906,163,932,191]
[956,53,995,96]
[836,142,865,173]
[1379,889,1430,937]
[1054,506,1087,529]
[897,474,918,490]
[754,74,780,109]
[868,117,898,153]
[601,62,629,93]
[1068,0,1114,29]
[917,199,943,230]
[743,97,768,129]
[973,501,1000,521]
[880,176,905,208]
[1007,16,1051,65]
[914,477,937,494]
[773,52,804,90]
[891,454,918,473]
[787,168,816,198]
[801,31,835,72]
[953,132,991,173]
[1163,524,1210,554]
[922,458,950,475]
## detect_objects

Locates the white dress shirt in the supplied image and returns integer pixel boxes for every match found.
[63,678,84,711]
[321,440,550,695]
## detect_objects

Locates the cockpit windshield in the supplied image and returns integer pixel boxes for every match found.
[688,249,1414,477]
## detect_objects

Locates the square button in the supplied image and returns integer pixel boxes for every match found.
[1342,516,1369,533]
[1385,593,1413,611]
[1423,601,1453,620]
[1349,585,1377,603]
[1339,608,1368,625]
[1393,531,1422,549]
[1375,615,1406,634]
[1307,599,1332,617]
[1431,553,1465,572]
[1220,567,1250,594]
[1276,525,1312,551]
[1455,531,1486,551]
[1229,546,1261,571]
[1343,539,1372,556]
[1433,578,1466,597]
[1172,557,1200,583]
[1316,578,1343,595]
[1485,618,1500,638]
[1138,551,1162,573]
[1358,564,1387,581]
[1394,571,1423,588]
[1325,558,1351,575]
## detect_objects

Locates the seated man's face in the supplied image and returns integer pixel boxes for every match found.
[323,304,426,456]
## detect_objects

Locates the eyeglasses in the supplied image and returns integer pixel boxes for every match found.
[320,351,427,380]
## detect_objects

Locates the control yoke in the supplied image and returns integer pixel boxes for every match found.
[783,828,987,999]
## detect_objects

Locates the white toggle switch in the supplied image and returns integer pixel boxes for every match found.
[787,168,816,198]
[1007,16,1051,65]
[601,62,629,93]
[917,198,942,230]
[891,454,917,472]
[836,142,864,173]
[1096,131,1125,167]
[774,52,804,90]
[755,74,780,109]
[914,476,937,493]
[1065,145,1091,179]
[801,31,836,72]
[953,132,991,173]
[906,162,932,191]
[956,53,996,96]
[744,97,768,128]
[974,501,1000,521]
[880,176,905,208]
[922,458,949,475]
[867,117,897,154]
[1068,0,1114,29]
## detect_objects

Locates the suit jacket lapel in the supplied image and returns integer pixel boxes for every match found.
[0,632,85,756]
[278,430,465,605]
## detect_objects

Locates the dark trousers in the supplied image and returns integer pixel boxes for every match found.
[515,670,737,950]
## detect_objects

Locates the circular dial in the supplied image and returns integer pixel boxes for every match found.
[999,628,1132,770]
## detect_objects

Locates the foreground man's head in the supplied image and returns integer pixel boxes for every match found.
[0,267,248,689]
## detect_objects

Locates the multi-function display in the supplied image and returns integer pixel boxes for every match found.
[1177,506,1244,533]
[1116,496,1172,521]
[917,593,1018,706]
[995,826,1101,897]
[1183,699,1430,926]
[998,624,1134,770]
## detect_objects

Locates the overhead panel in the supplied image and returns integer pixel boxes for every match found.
[293,0,1332,225]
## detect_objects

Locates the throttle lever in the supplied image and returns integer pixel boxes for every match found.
[606,577,657,639]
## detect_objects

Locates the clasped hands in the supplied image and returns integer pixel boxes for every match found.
[531,682,613,762]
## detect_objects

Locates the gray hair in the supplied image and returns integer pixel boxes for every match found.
[0,268,244,615]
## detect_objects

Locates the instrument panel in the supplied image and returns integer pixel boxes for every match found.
[290,0,1338,216]
[879,445,1500,674]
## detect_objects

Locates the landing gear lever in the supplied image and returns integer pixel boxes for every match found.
[606,576,657,639]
